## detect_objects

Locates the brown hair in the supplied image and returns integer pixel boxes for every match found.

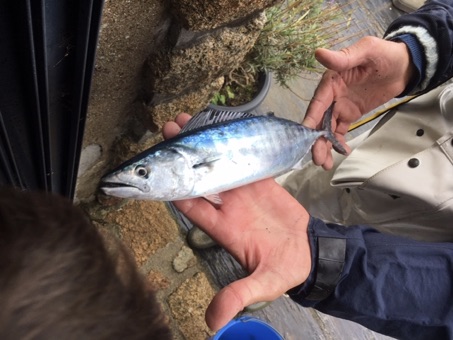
[0,188,171,340]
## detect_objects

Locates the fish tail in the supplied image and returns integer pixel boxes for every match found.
[322,102,348,155]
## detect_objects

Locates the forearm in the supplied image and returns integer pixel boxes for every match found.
[288,217,453,339]
[385,0,453,94]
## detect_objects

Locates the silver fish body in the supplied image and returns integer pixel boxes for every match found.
[101,106,346,201]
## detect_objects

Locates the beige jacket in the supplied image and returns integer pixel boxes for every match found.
[283,84,453,242]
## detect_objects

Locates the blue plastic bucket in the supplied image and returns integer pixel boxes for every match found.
[211,316,284,339]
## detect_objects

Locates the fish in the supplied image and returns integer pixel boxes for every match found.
[100,103,347,203]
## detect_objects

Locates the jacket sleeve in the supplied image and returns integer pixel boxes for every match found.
[287,217,453,339]
[384,0,453,95]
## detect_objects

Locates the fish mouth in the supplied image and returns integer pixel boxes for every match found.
[100,173,151,197]
[100,181,138,189]
[100,179,147,193]
[100,181,147,199]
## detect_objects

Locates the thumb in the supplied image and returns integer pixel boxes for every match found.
[315,36,375,72]
[315,48,352,71]
[205,271,283,331]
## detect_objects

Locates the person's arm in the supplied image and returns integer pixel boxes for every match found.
[385,0,453,95]
[164,116,453,338]
[288,217,453,339]
[305,0,453,170]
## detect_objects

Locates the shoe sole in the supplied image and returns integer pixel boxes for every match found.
[392,0,424,12]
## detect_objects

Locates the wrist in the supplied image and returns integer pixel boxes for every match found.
[398,41,415,90]
[386,34,425,96]
[286,216,317,296]
[286,217,346,301]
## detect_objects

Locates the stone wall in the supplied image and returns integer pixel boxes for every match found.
[76,0,281,202]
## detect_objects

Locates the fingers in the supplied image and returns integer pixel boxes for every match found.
[303,71,338,128]
[162,122,181,139]
[315,48,350,71]
[205,283,245,331]
[175,113,192,127]
[311,138,335,170]
[172,198,230,245]
[315,36,378,72]
[205,271,283,331]
[312,132,350,170]
[173,198,218,230]
[162,113,193,139]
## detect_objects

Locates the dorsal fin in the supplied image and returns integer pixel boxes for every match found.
[179,109,255,134]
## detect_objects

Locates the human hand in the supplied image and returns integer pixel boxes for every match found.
[163,115,312,331]
[305,36,414,169]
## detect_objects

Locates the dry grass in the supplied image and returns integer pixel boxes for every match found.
[244,0,354,88]
[213,0,356,105]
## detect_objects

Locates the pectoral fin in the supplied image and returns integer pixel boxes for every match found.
[192,156,221,169]
[204,194,223,205]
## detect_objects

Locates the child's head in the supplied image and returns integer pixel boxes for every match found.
[0,188,171,339]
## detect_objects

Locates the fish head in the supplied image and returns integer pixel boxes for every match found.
[100,147,196,200]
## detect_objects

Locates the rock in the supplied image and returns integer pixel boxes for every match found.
[172,245,196,273]
[77,0,171,202]
[171,0,281,31]
[145,12,266,98]
[186,226,217,249]
[168,272,216,338]
[104,200,180,266]
[109,132,163,166]
[78,144,103,177]
[96,192,126,208]
[147,270,171,290]
[145,77,224,130]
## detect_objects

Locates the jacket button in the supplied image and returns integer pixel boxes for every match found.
[408,158,420,168]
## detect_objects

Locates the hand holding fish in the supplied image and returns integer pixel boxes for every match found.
[163,116,312,332]
[304,36,415,169]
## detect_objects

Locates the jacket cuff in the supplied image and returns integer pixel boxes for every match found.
[385,26,438,93]
[386,33,425,96]
[286,217,346,301]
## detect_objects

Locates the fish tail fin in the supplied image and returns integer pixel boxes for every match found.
[322,102,348,155]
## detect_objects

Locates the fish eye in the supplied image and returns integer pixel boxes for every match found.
[135,166,148,177]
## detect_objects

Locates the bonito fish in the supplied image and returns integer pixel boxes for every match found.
[101,103,347,203]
